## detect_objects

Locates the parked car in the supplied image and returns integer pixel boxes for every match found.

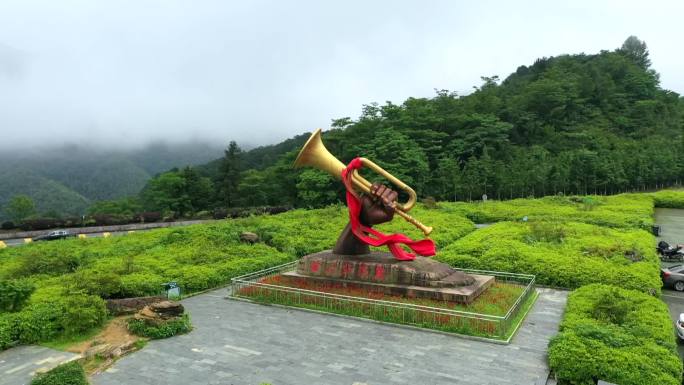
[676,313,684,340]
[661,265,684,291]
[32,230,74,242]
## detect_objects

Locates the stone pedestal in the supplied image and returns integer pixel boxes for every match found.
[282,250,494,304]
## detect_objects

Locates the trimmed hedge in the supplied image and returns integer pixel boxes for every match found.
[437,221,661,293]
[441,194,654,230]
[0,293,107,349]
[548,284,682,385]
[127,314,192,339]
[650,189,684,209]
[30,361,88,385]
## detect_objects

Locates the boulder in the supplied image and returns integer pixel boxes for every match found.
[133,300,184,326]
[239,231,259,244]
[106,296,166,316]
[84,341,137,359]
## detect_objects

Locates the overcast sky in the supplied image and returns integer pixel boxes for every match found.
[0,0,682,150]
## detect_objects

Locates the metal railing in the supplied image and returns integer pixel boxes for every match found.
[231,262,535,340]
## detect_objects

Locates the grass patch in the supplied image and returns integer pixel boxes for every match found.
[39,322,107,351]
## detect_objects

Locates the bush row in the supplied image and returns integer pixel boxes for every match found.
[649,189,684,209]
[30,361,88,385]
[0,294,107,350]
[548,284,682,385]
[437,221,661,293]
[127,314,192,339]
[441,194,655,230]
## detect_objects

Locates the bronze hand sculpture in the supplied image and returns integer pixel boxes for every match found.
[333,182,398,255]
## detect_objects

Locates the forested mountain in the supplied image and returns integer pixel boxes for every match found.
[171,36,683,212]
[0,142,222,220]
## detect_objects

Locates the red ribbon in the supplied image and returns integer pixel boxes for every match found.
[342,158,436,261]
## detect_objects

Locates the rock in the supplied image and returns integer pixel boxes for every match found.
[109,341,136,358]
[85,343,112,358]
[106,296,166,316]
[149,301,184,317]
[133,300,184,326]
[85,341,137,359]
[239,231,259,244]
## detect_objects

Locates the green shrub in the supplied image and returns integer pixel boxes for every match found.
[12,246,86,277]
[0,313,18,349]
[65,270,122,298]
[127,314,192,339]
[119,273,166,297]
[548,284,681,385]
[170,265,222,293]
[30,361,88,385]
[441,193,654,230]
[650,189,684,209]
[15,302,65,344]
[438,221,661,293]
[60,294,107,335]
[0,279,35,312]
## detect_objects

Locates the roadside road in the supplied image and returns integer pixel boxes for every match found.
[1,222,209,248]
[655,207,684,359]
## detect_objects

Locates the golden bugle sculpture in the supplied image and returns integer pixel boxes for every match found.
[294,128,433,236]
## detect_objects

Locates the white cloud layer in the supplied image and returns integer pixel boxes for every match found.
[0,0,681,150]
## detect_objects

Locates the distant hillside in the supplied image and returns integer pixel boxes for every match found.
[0,167,90,218]
[0,142,222,220]
[196,133,309,177]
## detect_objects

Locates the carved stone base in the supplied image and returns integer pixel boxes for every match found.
[288,250,494,304]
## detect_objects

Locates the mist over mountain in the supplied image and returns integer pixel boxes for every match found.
[0,142,222,219]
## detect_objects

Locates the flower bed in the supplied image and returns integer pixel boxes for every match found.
[231,262,536,342]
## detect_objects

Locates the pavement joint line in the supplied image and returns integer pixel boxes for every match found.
[5,362,31,375]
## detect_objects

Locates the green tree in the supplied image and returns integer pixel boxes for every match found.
[620,35,651,69]
[357,128,430,194]
[217,141,243,207]
[88,197,143,217]
[140,167,212,216]
[296,169,338,208]
[236,170,268,207]
[4,195,36,223]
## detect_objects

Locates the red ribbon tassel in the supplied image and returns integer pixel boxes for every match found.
[342,157,436,261]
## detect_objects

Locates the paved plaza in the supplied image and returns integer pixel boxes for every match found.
[0,345,80,385]
[92,287,567,385]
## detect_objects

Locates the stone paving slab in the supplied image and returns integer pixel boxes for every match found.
[0,345,80,385]
[92,288,567,385]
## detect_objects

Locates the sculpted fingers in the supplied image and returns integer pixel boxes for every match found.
[381,187,396,207]
[374,184,387,200]
[385,190,398,207]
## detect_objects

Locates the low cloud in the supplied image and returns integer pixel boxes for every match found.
[0,0,682,150]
